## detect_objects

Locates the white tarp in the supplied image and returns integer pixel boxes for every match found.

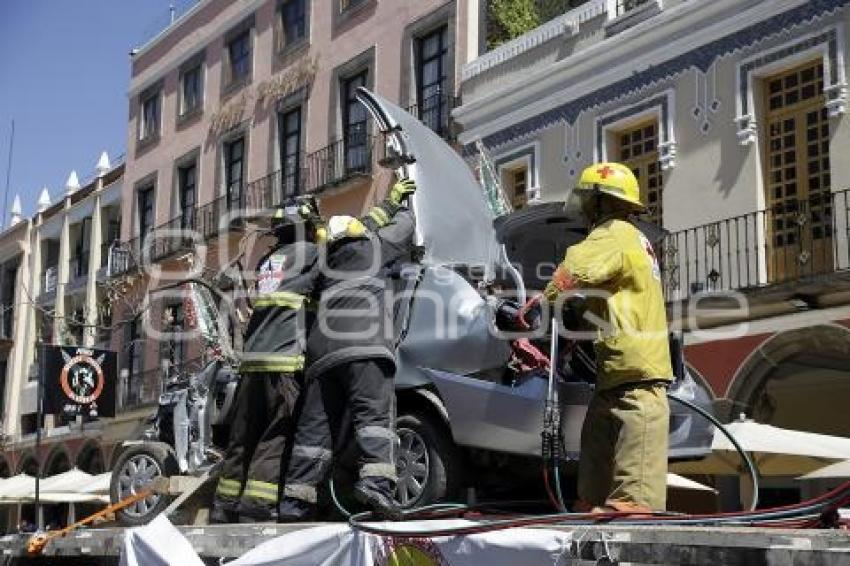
[120,515,205,566]
[121,516,581,565]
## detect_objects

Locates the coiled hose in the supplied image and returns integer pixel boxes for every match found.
[340,391,777,536]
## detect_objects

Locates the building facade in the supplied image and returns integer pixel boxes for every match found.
[0,153,128,529]
[455,0,850,503]
[102,0,485,476]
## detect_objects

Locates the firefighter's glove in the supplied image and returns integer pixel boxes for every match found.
[296,197,322,223]
[327,215,368,242]
[390,178,417,206]
[516,294,543,331]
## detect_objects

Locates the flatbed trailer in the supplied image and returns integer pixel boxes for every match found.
[1,522,849,565]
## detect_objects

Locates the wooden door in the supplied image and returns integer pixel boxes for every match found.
[764,60,832,282]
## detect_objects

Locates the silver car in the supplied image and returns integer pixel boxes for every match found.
[359,89,714,508]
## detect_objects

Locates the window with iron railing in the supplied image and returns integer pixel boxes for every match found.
[342,71,369,174]
[617,120,663,226]
[762,60,831,283]
[180,63,203,117]
[178,162,197,229]
[43,266,58,295]
[225,137,245,211]
[0,306,12,340]
[139,89,161,143]
[279,106,303,198]
[101,219,121,268]
[138,185,155,243]
[416,26,449,137]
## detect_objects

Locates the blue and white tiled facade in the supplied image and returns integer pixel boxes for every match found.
[456,0,850,232]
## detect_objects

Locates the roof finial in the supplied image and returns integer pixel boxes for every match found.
[96,152,111,178]
[37,187,51,212]
[9,195,22,226]
[65,170,81,196]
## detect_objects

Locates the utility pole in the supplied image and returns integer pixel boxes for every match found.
[3,120,14,228]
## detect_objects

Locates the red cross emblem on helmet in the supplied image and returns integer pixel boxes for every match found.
[597,165,616,179]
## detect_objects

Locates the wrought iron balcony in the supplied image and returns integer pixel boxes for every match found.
[107,135,394,275]
[406,90,457,141]
[662,189,850,303]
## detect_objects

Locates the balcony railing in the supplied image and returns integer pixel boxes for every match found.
[69,254,89,280]
[406,90,457,141]
[42,266,58,296]
[108,135,392,274]
[662,189,850,303]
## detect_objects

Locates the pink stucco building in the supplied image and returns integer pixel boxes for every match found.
[109,0,484,425]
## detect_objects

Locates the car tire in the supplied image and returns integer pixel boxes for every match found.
[394,411,461,509]
[110,443,179,526]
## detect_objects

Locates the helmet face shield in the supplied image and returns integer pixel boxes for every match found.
[565,187,597,227]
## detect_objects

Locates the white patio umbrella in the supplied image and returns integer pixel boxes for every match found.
[0,474,36,501]
[671,420,850,476]
[29,468,108,505]
[796,460,850,481]
[33,468,94,494]
[666,473,717,493]
[80,472,111,495]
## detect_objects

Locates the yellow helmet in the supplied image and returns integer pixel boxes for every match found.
[575,162,644,210]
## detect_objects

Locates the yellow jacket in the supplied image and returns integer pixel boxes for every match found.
[545,219,673,390]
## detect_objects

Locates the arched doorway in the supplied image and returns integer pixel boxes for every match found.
[726,324,850,506]
[44,448,71,476]
[76,443,105,474]
[43,448,72,530]
[727,324,850,435]
[18,454,38,476]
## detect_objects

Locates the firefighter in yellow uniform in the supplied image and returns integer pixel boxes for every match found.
[542,162,672,512]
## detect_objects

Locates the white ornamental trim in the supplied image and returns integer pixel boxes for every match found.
[461,0,615,82]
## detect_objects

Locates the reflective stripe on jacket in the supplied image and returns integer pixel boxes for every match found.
[253,291,307,309]
[239,354,305,373]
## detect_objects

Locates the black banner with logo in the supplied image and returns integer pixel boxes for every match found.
[42,345,117,418]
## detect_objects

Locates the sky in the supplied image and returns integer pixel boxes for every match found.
[0,0,197,220]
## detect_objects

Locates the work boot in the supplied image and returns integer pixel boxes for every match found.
[277,497,317,523]
[209,501,239,524]
[237,500,278,523]
[354,477,402,521]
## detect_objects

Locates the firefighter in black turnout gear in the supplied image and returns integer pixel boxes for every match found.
[212,202,321,523]
[278,177,417,521]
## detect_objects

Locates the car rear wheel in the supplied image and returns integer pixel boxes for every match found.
[110,443,178,526]
[394,411,460,509]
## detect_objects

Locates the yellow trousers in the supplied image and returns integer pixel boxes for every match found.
[577,382,670,511]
